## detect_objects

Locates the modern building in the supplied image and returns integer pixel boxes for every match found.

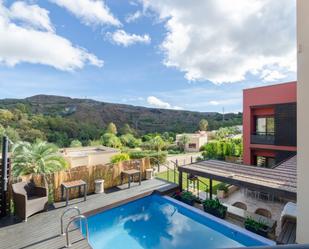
[297,0,309,243]
[243,82,297,167]
[176,131,208,152]
[60,146,120,168]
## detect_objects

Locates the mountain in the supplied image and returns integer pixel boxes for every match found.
[0,95,242,134]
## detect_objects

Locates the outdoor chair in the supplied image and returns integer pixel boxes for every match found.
[232,201,247,210]
[255,208,272,218]
[12,181,48,221]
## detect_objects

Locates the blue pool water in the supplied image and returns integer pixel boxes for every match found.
[82,195,275,249]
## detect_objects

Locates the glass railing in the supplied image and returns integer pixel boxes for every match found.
[251,132,275,145]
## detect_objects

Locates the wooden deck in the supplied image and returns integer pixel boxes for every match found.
[0,179,178,249]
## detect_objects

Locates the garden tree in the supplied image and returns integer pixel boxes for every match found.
[120,134,141,148]
[162,132,175,143]
[148,136,166,151]
[12,141,67,177]
[101,133,122,148]
[120,123,135,135]
[199,119,209,131]
[21,128,46,143]
[178,134,189,152]
[47,131,69,148]
[70,139,82,147]
[215,126,241,140]
[4,126,20,144]
[0,109,14,126]
[89,140,101,146]
[106,122,117,135]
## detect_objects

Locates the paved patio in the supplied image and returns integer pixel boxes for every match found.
[0,179,177,249]
[221,188,287,236]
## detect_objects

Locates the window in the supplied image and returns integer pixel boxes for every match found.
[188,143,197,149]
[256,156,276,168]
[255,116,275,135]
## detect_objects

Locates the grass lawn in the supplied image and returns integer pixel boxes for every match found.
[155,169,221,193]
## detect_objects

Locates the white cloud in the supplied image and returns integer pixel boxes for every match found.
[142,0,296,84]
[50,0,121,27]
[261,69,286,82]
[9,1,54,32]
[107,29,151,47]
[125,10,142,23]
[0,2,103,71]
[209,98,241,106]
[147,96,182,110]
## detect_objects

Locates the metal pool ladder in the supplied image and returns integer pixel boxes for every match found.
[60,207,89,248]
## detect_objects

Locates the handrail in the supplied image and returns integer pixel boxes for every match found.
[65,215,89,248]
[61,206,81,235]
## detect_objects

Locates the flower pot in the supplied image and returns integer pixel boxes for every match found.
[174,194,195,206]
[216,190,226,198]
[203,205,227,219]
[245,224,270,238]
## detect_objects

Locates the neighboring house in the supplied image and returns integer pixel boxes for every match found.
[60,146,120,168]
[243,82,297,167]
[176,131,208,152]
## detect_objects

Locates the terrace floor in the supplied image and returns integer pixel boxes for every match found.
[222,188,286,236]
[0,179,178,249]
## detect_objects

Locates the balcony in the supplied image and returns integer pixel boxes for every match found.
[251,132,275,145]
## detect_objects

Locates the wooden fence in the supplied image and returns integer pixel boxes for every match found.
[16,158,151,202]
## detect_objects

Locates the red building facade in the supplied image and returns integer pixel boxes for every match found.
[243,82,297,167]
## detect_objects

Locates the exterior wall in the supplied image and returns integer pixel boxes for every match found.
[243,82,297,165]
[61,146,120,168]
[176,133,208,152]
[297,0,309,243]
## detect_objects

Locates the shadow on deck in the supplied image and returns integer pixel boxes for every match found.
[0,179,178,249]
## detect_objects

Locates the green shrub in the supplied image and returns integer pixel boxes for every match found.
[111,153,130,163]
[129,150,167,165]
[70,139,82,147]
[200,138,243,160]
[203,198,227,218]
[101,133,122,148]
[244,217,267,231]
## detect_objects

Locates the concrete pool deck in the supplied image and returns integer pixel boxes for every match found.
[0,179,178,249]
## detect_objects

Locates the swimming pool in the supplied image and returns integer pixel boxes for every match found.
[82,194,275,249]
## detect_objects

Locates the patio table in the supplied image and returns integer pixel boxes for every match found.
[61,180,87,206]
[121,169,141,188]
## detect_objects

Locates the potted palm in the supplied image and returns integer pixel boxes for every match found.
[216,183,228,198]
[244,217,270,238]
[203,198,227,219]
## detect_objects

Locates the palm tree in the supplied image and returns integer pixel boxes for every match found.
[12,141,67,177]
[178,135,189,153]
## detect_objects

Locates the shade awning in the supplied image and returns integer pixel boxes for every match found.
[178,156,297,199]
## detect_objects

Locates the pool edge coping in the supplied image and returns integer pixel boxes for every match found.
[162,195,276,247]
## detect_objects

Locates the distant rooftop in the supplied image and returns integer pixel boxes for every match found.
[60,146,119,158]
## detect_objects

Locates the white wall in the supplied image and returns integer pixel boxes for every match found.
[297,0,309,243]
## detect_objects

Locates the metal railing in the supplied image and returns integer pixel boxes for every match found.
[60,206,81,235]
[65,215,89,248]
[150,157,209,200]
[251,132,275,145]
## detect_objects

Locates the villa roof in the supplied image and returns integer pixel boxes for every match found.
[178,156,297,199]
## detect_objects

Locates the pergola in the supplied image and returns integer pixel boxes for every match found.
[178,156,297,200]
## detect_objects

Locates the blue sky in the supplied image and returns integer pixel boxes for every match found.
[0,0,296,113]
